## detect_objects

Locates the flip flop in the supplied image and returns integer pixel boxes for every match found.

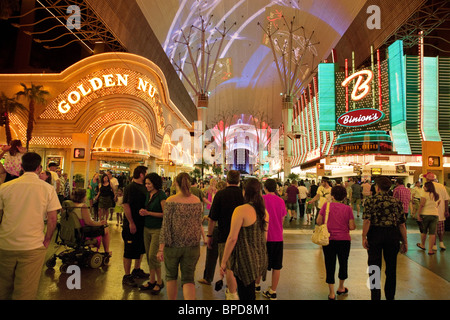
[416,243,425,250]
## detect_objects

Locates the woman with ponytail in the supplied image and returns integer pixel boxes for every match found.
[157,172,203,300]
[220,178,268,300]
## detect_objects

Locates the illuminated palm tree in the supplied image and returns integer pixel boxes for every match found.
[16,83,49,149]
[0,92,26,144]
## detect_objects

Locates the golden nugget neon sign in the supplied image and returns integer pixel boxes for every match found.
[341,70,373,101]
[58,73,158,114]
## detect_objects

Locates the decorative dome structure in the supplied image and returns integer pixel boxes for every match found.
[92,124,150,160]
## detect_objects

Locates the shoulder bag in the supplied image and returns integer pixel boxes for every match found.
[311,202,330,246]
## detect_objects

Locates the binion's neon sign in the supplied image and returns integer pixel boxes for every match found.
[341,70,373,101]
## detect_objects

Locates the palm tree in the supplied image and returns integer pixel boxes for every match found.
[16,83,49,149]
[0,92,26,145]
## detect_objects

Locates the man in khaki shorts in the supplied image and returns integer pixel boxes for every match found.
[0,152,61,300]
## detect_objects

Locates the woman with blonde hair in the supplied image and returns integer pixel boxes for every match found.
[157,172,203,300]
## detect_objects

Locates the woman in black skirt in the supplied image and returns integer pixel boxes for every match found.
[95,173,116,221]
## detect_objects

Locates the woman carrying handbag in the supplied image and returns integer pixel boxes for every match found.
[316,185,355,300]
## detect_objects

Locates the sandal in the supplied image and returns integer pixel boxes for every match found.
[337,288,348,295]
[139,281,156,291]
[416,243,425,250]
[151,281,164,295]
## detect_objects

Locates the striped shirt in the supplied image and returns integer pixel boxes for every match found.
[393,185,411,214]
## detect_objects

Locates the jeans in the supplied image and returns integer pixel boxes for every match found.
[367,226,401,300]
[236,276,256,300]
[202,227,219,283]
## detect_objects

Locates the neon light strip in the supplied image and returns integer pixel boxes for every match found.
[371,46,376,108]
[345,59,349,112]
[313,77,319,149]
[308,84,314,151]
[301,95,307,161]
[303,94,309,156]
[377,49,382,111]
[419,31,425,141]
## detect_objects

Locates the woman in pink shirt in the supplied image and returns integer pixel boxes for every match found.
[317,185,355,300]
[257,179,287,300]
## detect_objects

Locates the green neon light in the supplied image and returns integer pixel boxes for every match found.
[318,63,337,131]
[422,57,441,142]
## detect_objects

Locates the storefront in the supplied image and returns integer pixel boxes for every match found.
[0,52,194,186]
[291,40,450,185]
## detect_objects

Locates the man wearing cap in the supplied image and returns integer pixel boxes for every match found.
[422,173,449,251]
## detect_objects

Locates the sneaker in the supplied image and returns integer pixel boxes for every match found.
[225,289,239,300]
[262,288,277,300]
[122,274,137,287]
[131,268,150,279]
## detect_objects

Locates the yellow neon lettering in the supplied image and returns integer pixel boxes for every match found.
[341,70,373,101]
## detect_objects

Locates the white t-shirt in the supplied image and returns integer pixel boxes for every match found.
[50,171,59,190]
[297,186,308,199]
[110,177,119,193]
[0,172,62,250]
[419,192,439,216]
[429,182,449,221]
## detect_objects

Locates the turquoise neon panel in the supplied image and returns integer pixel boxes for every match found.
[423,57,441,142]
[388,40,407,125]
[318,63,336,131]
[391,121,412,154]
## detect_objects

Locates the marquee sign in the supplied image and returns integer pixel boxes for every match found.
[337,108,385,127]
[40,68,166,135]
[57,72,159,114]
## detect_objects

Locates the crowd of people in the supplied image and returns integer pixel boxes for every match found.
[0,147,448,301]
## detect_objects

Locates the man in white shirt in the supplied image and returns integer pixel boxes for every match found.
[48,162,61,192]
[0,152,61,300]
[423,172,449,251]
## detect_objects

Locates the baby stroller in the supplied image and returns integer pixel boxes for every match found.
[46,200,110,272]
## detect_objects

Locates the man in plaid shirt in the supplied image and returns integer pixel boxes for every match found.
[393,178,411,217]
